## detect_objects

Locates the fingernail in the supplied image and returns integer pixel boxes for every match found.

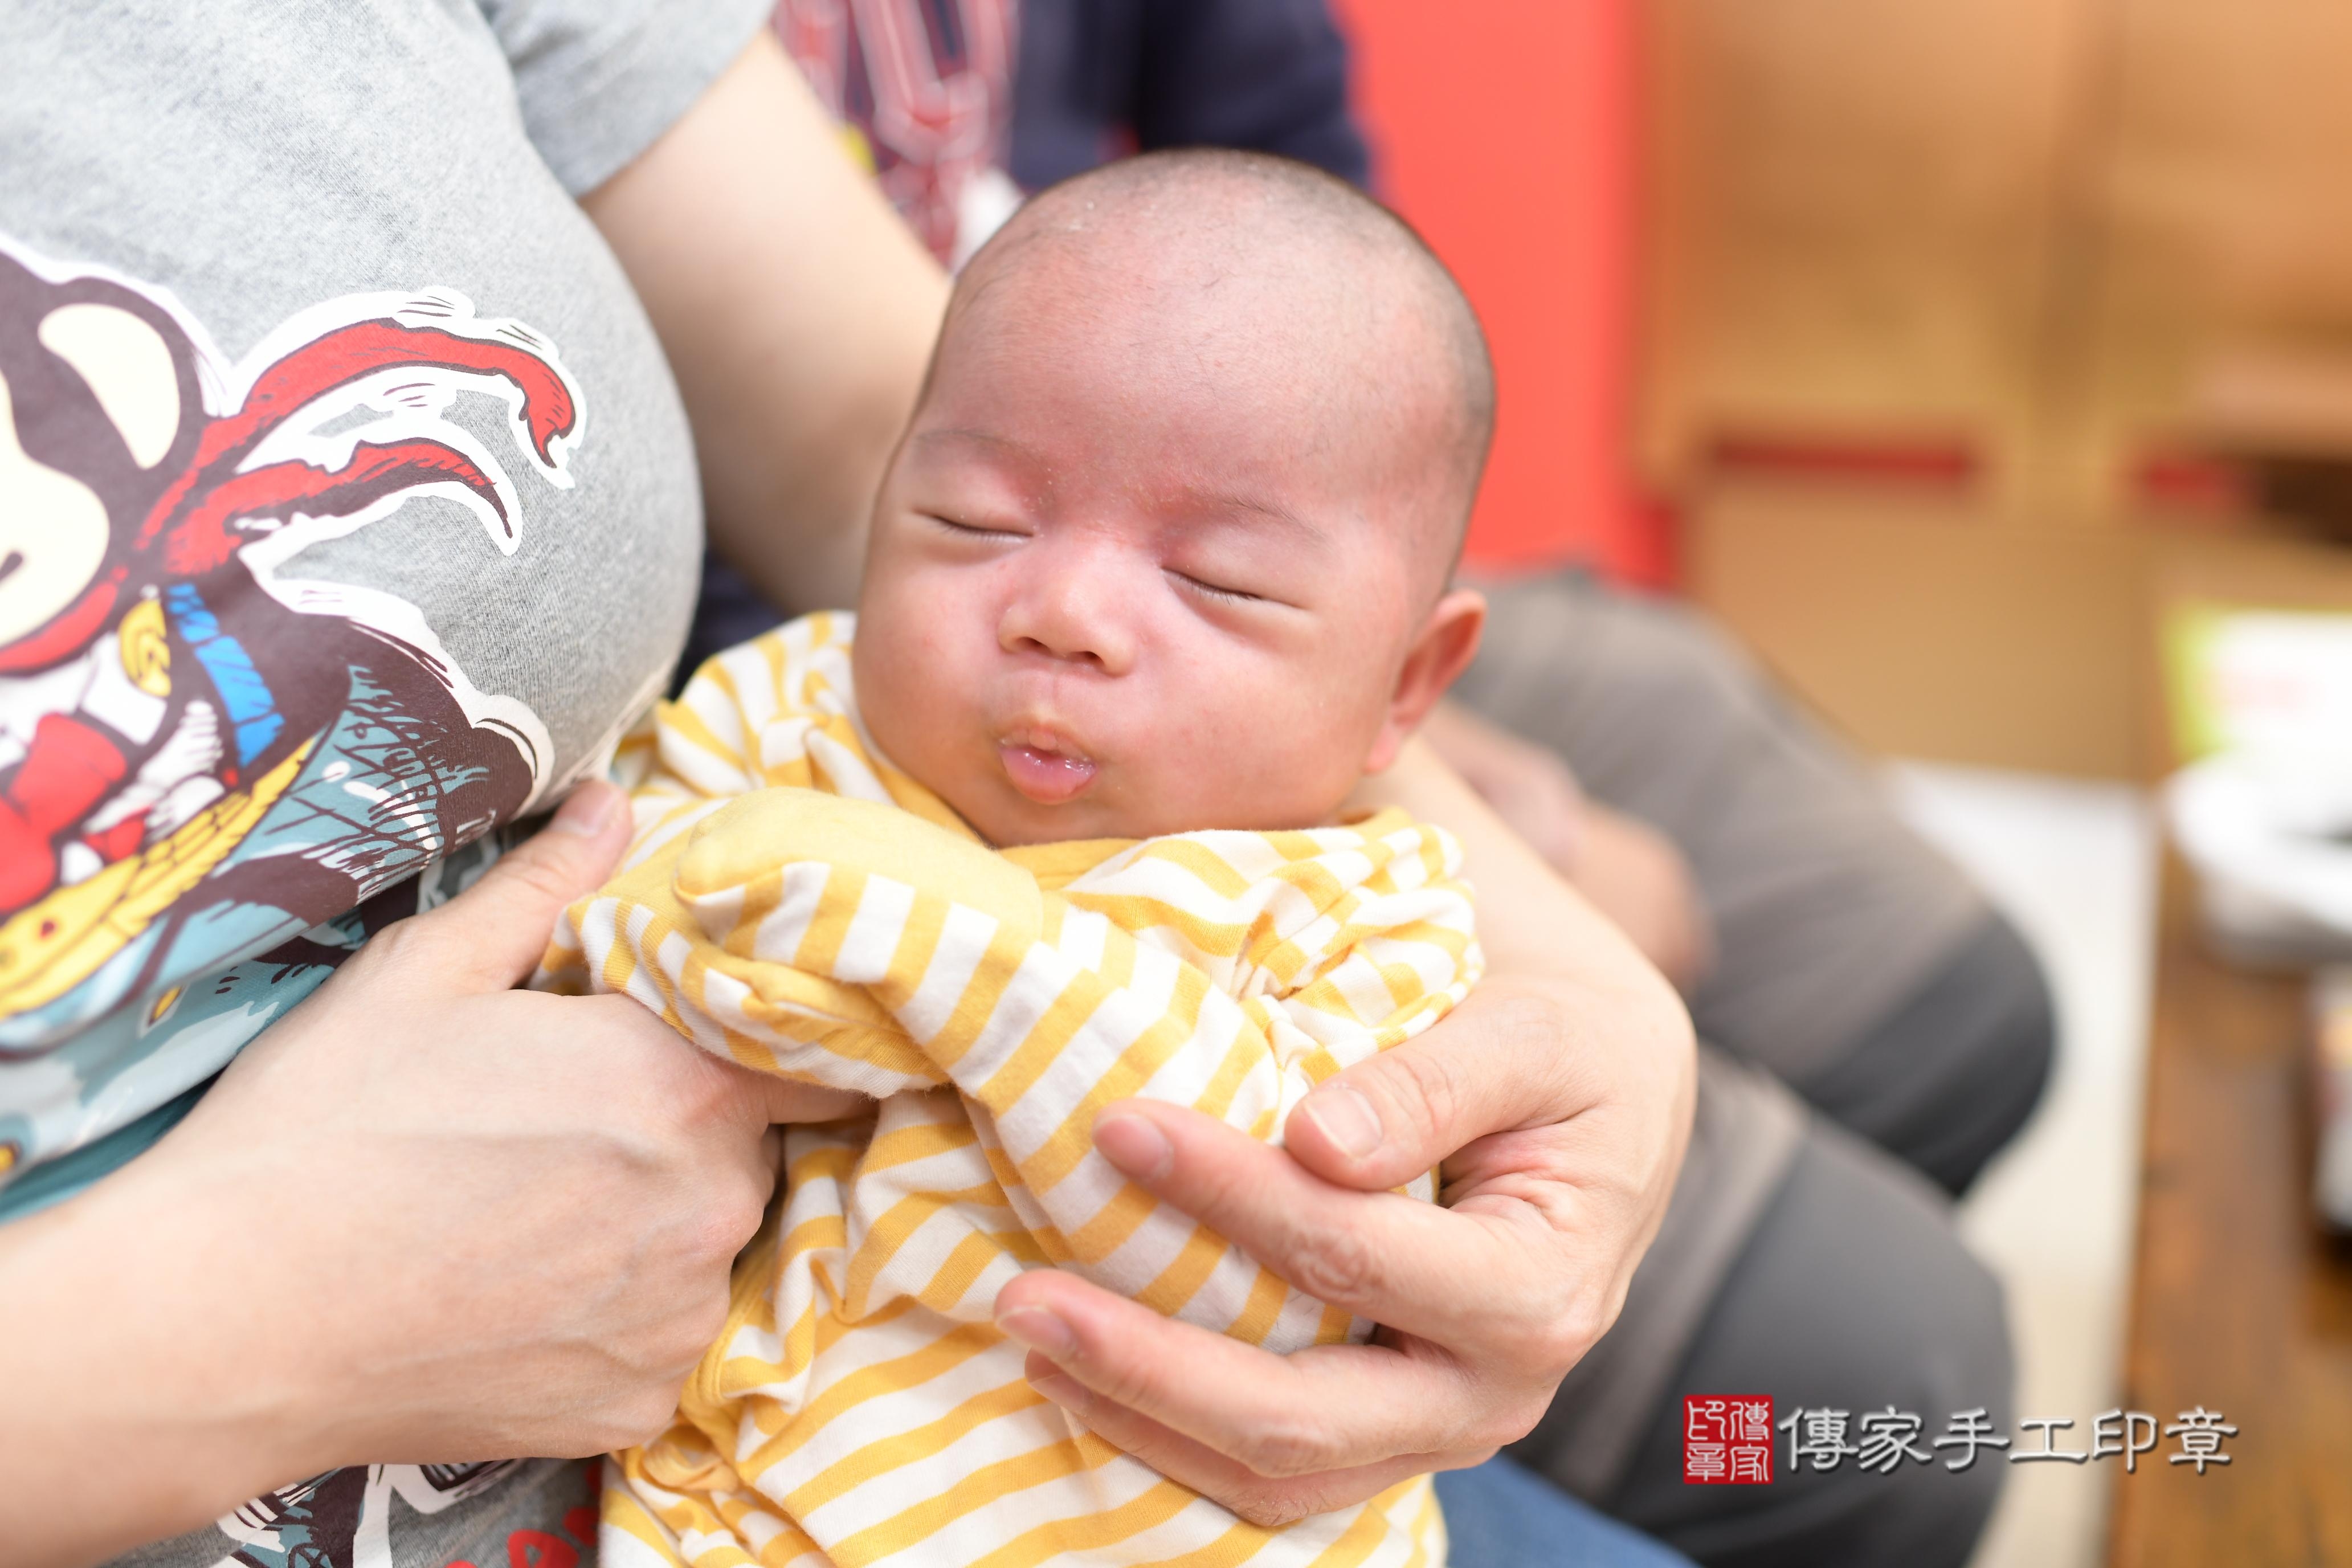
[1298,1085,1383,1160]
[1028,1369,1085,1408]
[995,1305,1077,1359]
[1092,1112,1173,1181]
[551,781,619,837]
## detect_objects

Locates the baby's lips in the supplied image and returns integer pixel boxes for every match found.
[999,738,1098,804]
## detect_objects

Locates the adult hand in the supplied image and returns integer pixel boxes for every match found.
[0,781,863,1566]
[1420,700,1712,990]
[991,743,1697,1526]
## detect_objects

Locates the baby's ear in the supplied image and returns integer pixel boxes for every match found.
[1362,588,1487,775]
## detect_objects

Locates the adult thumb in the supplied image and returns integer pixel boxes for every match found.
[400,779,632,991]
[1283,985,1594,1193]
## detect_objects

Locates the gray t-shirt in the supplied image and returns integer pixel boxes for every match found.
[1,0,769,1559]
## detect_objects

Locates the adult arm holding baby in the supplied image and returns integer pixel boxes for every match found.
[993,738,1695,1524]
[1420,699,1716,994]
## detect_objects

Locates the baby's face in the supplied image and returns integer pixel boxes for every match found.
[853,246,1469,847]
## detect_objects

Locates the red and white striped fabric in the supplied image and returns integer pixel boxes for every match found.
[776,0,1018,263]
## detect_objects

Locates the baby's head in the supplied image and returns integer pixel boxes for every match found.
[853,150,1493,846]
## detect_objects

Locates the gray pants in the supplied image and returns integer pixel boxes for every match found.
[1452,574,2055,1568]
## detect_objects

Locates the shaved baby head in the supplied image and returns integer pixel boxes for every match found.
[941,149,1496,576]
[855,148,1496,846]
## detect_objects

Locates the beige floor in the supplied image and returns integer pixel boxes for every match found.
[1885,764,2160,1568]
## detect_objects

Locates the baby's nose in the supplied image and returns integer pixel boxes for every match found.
[998,560,1136,674]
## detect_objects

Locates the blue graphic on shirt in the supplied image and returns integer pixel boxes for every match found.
[166,584,284,767]
[0,237,586,1223]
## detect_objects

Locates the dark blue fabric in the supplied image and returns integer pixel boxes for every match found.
[1434,1457,1701,1568]
[1008,0,1370,192]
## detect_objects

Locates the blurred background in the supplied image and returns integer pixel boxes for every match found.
[1340,4,2352,1563]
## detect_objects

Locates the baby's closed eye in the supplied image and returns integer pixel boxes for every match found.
[924,512,1029,541]
[1166,568,1266,606]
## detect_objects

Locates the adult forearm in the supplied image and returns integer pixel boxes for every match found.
[0,789,841,1567]
[1359,737,1665,983]
[1352,739,1695,1241]
[0,1163,308,1566]
[582,31,950,615]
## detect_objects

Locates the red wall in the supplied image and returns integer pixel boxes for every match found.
[1329,0,1659,582]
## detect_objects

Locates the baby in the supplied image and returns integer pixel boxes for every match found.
[542,149,1496,1568]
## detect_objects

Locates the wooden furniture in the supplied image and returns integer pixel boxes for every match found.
[1646,0,2352,782]
[2107,864,2352,1565]
[1680,484,2352,779]
[1642,0,2352,526]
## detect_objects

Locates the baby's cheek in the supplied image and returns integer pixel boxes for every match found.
[1287,675,1395,793]
[854,606,952,754]
[864,573,967,681]
[1174,681,1365,830]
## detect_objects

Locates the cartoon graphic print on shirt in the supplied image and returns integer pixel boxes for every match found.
[210,1460,610,1568]
[0,235,586,1200]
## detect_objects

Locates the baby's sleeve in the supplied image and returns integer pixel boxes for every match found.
[1056,810,1484,1084]
[544,777,1485,1354]
[532,616,959,1097]
[1256,815,1485,1075]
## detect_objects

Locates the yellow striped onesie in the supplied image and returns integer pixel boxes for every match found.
[537,613,1481,1568]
